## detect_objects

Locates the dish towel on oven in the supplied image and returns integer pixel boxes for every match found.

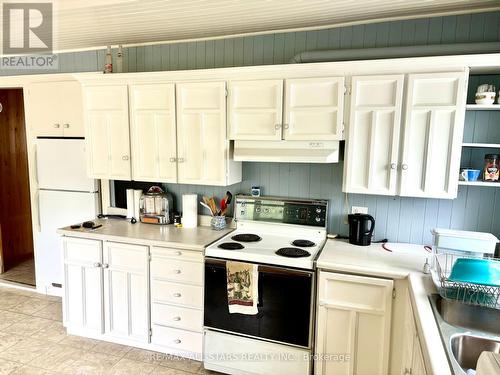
[226,261,259,315]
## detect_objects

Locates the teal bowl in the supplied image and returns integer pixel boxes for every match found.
[449,258,500,287]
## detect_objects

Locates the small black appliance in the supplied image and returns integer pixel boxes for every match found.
[348,213,375,246]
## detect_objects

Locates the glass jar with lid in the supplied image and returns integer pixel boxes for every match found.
[484,154,499,182]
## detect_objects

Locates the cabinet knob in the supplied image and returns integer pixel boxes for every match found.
[169,157,177,163]
[274,124,281,130]
[177,158,185,163]
[173,339,181,344]
[102,263,109,269]
[390,163,397,170]
[54,123,60,128]
[173,269,181,274]
[93,262,101,268]
[174,251,182,256]
[63,123,70,129]
[402,164,408,170]
[173,293,181,297]
[122,155,129,161]
[283,123,289,129]
[173,316,181,321]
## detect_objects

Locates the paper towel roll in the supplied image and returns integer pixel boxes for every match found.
[133,189,143,219]
[182,194,198,228]
[126,189,135,218]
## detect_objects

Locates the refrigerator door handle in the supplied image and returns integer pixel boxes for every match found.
[34,145,39,185]
[36,191,41,232]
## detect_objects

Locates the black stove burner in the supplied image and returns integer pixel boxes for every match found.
[276,247,310,258]
[231,233,262,242]
[218,242,244,250]
[292,239,316,247]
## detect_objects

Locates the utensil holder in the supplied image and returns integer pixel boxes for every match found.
[211,216,226,231]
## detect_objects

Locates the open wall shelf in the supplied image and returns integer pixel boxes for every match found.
[466,104,500,111]
[458,181,500,187]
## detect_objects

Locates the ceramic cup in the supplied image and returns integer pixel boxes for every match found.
[461,169,481,181]
[211,216,227,230]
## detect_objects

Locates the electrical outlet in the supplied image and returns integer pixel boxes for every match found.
[352,206,368,214]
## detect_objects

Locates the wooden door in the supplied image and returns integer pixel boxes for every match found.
[400,72,467,199]
[228,79,283,140]
[343,75,404,195]
[103,241,149,343]
[63,237,104,334]
[315,271,393,375]
[130,84,177,183]
[284,77,344,140]
[0,89,34,273]
[84,85,131,180]
[176,82,228,185]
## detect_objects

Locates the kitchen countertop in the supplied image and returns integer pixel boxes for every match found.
[317,239,451,375]
[57,218,234,251]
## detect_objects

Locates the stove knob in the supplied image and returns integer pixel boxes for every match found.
[256,207,261,213]
[315,217,321,223]
[316,207,322,214]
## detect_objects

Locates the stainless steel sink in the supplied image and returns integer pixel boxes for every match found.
[429,294,500,374]
[436,295,500,335]
[451,334,500,371]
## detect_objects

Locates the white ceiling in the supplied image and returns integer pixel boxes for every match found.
[22,0,500,51]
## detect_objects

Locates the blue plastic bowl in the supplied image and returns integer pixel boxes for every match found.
[449,258,500,287]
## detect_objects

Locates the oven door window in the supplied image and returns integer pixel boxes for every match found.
[204,260,313,348]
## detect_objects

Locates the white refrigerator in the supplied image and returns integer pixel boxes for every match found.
[35,138,100,296]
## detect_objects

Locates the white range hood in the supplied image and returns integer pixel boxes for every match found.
[233,140,340,163]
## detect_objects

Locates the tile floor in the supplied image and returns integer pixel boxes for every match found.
[0,286,219,375]
[0,259,36,286]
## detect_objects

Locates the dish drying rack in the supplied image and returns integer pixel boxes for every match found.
[431,250,500,310]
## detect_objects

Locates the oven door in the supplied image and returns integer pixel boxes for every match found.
[204,258,314,348]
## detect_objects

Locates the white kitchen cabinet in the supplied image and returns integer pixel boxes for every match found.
[130,84,177,183]
[343,75,404,195]
[103,241,150,343]
[176,81,241,186]
[62,237,104,335]
[399,72,467,199]
[315,271,393,375]
[27,80,84,137]
[284,77,344,140]
[228,79,283,140]
[401,291,428,375]
[83,85,131,180]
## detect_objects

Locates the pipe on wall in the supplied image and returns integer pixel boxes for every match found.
[289,42,500,63]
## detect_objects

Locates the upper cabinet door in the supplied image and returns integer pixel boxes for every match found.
[84,85,131,180]
[27,80,84,137]
[400,72,467,199]
[176,82,228,185]
[343,75,404,195]
[130,84,177,183]
[228,79,283,140]
[284,77,344,140]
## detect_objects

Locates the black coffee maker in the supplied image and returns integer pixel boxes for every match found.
[348,214,375,246]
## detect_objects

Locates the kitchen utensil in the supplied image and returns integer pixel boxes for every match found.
[208,197,217,215]
[200,201,214,215]
[348,213,375,246]
[225,191,233,204]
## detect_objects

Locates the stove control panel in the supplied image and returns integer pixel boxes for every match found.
[235,196,328,228]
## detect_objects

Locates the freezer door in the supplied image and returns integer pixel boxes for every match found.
[36,138,98,192]
[36,190,100,294]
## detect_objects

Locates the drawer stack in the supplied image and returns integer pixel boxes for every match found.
[150,246,204,355]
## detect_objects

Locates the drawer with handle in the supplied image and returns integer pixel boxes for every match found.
[151,246,203,263]
[151,280,203,308]
[151,303,203,332]
[151,324,203,354]
[151,258,203,284]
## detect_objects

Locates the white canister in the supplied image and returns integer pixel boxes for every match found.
[126,189,135,218]
[133,189,143,219]
[182,194,198,228]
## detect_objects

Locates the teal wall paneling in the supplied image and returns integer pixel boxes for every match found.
[3,11,500,243]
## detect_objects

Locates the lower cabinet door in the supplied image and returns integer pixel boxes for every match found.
[63,237,104,335]
[315,271,393,375]
[103,241,150,343]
